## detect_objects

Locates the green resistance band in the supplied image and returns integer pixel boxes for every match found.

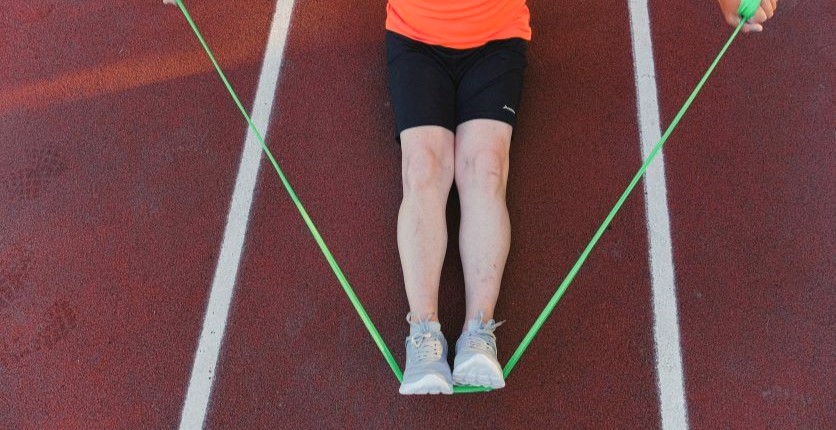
[172,0,756,394]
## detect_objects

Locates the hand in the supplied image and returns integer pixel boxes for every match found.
[717,0,778,33]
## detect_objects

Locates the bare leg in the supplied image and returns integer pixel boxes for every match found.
[454,119,513,329]
[398,126,455,322]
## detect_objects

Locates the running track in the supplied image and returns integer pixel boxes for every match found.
[0,1,832,428]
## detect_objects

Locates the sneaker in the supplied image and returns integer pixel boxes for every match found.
[452,313,505,389]
[399,313,454,395]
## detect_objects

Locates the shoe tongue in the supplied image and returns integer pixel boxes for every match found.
[410,321,441,336]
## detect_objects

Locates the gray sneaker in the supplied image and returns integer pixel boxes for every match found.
[399,313,453,395]
[452,313,505,389]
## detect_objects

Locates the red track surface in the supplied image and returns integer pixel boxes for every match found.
[1,0,832,428]
[650,0,835,428]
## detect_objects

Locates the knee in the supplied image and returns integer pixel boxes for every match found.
[402,147,454,196]
[455,149,508,197]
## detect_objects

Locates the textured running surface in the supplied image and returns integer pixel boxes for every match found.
[0,0,832,428]
[650,0,835,428]
[0,2,273,428]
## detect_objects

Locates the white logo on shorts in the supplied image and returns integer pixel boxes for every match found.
[502,105,516,115]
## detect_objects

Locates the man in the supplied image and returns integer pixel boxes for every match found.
[386,0,777,395]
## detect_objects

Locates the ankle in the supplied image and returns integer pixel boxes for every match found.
[407,311,440,324]
[462,311,492,331]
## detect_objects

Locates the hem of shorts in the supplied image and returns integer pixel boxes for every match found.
[394,122,457,143]
[456,112,517,128]
[391,114,519,144]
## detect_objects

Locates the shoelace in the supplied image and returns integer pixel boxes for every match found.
[461,313,505,355]
[406,314,442,362]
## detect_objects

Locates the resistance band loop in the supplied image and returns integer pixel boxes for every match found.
[174,0,753,394]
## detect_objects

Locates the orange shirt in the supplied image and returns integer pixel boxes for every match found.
[386,0,531,49]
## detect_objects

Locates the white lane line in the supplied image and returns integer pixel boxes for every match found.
[626,1,690,429]
[179,1,296,428]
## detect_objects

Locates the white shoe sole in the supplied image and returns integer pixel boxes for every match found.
[399,374,454,395]
[452,354,505,389]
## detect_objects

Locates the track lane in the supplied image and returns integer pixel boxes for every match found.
[649,0,835,427]
[0,2,273,428]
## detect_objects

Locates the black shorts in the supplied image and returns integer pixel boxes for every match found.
[385,30,528,139]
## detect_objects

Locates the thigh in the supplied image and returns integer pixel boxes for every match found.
[386,31,457,139]
[456,38,528,129]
